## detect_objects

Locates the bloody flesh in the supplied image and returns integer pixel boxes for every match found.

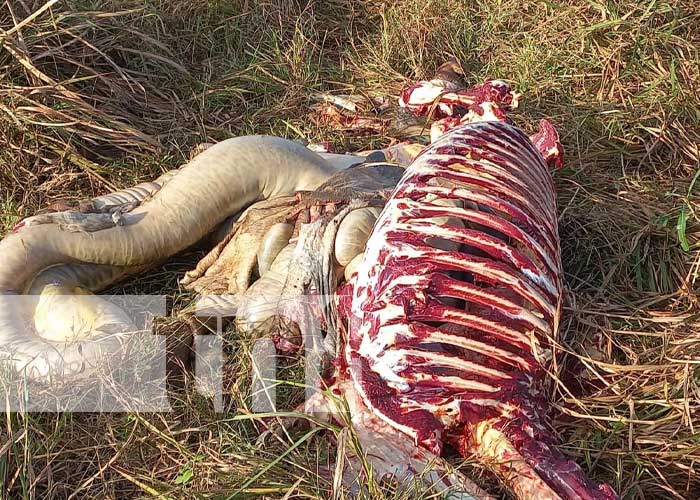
[343,120,618,499]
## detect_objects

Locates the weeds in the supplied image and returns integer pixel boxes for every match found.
[1,0,699,498]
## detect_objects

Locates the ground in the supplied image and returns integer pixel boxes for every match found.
[1,0,699,498]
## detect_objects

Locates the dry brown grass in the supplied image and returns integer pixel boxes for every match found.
[1,0,700,498]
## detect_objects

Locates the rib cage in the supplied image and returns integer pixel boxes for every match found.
[347,120,563,453]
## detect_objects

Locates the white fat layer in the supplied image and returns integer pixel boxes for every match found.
[358,323,400,358]
[401,81,451,107]
[370,349,411,391]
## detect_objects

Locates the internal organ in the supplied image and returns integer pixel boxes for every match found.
[347,120,616,499]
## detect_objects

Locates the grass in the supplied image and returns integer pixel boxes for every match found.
[1,0,699,498]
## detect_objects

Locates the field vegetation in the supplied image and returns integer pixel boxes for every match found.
[1,0,699,498]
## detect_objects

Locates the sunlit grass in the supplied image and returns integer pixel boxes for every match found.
[1,0,699,498]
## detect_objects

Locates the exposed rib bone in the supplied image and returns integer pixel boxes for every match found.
[402,323,535,370]
[402,200,559,275]
[343,119,617,500]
